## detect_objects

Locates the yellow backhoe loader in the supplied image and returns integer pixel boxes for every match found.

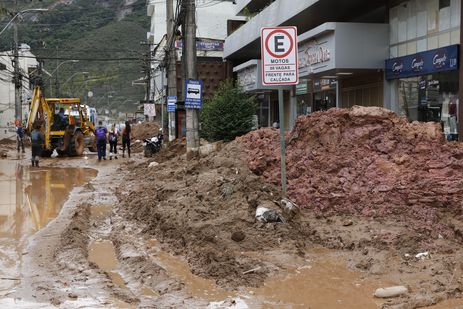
[26,86,97,157]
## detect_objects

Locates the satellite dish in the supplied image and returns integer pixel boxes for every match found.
[87,91,94,98]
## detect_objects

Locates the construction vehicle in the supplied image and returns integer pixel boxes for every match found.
[26,86,97,156]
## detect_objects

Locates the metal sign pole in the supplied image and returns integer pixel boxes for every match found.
[278,87,287,196]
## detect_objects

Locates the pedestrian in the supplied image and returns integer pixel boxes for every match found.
[16,122,25,153]
[122,121,131,158]
[95,120,107,161]
[30,122,44,167]
[108,124,118,160]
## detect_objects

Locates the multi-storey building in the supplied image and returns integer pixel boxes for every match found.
[225,0,463,140]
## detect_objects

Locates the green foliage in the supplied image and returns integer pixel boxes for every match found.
[0,0,149,113]
[200,80,256,142]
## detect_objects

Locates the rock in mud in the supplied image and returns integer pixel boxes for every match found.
[255,207,283,223]
[374,285,408,298]
[231,231,245,242]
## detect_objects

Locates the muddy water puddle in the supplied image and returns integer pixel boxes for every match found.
[0,160,97,295]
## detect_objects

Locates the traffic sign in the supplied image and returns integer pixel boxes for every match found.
[167,96,177,112]
[185,80,203,109]
[261,26,298,86]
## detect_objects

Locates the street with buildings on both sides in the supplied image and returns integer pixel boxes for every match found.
[1,0,463,308]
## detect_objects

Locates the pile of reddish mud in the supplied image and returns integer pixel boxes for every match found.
[239,106,463,239]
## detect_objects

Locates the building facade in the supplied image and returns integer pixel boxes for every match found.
[225,0,463,139]
[0,44,38,140]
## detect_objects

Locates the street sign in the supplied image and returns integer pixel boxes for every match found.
[167,96,177,112]
[261,26,298,86]
[144,103,156,117]
[184,80,203,109]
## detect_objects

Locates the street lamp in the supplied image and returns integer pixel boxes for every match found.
[0,8,49,37]
[61,71,89,97]
[45,60,79,97]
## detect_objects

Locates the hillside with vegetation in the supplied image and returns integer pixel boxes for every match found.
[0,0,150,113]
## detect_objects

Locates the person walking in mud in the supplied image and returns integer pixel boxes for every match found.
[121,121,131,158]
[16,122,25,153]
[30,123,44,167]
[108,124,118,160]
[95,120,107,161]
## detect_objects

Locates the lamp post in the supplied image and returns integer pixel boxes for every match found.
[0,7,48,125]
[61,71,89,96]
[47,60,79,97]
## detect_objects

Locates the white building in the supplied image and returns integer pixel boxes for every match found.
[146,0,242,105]
[0,44,38,140]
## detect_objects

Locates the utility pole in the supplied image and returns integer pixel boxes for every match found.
[13,0,22,125]
[184,0,199,155]
[166,0,177,141]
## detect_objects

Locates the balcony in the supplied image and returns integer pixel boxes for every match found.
[235,0,275,16]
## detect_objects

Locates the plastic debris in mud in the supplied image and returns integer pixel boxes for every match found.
[255,207,283,223]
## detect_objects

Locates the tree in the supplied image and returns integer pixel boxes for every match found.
[200,80,256,142]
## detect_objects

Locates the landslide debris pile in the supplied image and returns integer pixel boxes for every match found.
[130,122,160,152]
[131,122,160,141]
[239,106,463,238]
[118,142,310,288]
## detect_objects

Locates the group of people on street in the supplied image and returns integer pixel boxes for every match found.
[15,119,132,166]
[95,120,131,161]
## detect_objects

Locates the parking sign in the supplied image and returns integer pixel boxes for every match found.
[261,26,298,86]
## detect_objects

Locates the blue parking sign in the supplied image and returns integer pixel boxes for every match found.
[185,80,202,109]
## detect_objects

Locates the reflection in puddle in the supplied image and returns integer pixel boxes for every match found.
[0,160,97,295]
[249,256,382,308]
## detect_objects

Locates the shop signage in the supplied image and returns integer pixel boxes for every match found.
[296,80,308,95]
[385,45,459,80]
[261,26,299,85]
[175,40,224,51]
[299,35,335,76]
[237,65,258,92]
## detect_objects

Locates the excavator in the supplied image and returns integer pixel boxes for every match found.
[26,86,97,157]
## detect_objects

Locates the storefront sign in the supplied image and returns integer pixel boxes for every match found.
[385,45,459,80]
[296,80,308,95]
[237,65,258,92]
[299,36,335,76]
[175,40,224,51]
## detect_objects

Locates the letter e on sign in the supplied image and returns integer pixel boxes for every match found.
[261,26,298,86]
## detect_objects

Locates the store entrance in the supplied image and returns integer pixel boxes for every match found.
[313,90,336,112]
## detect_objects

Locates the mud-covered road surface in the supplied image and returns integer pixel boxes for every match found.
[1,112,463,308]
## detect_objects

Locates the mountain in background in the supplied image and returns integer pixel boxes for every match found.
[0,0,151,114]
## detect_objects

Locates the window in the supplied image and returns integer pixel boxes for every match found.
[439,0,450,9]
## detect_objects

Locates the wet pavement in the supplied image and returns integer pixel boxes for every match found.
[0,159,97,297]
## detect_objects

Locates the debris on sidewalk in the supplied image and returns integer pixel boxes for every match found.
[255,207,283,223]
[374,286,408,298]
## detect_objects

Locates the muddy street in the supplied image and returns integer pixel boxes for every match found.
[1,108,463,308]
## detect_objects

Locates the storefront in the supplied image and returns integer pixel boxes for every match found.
[385,44,460,140]
[234,59,296,129]
[298,22,389,109]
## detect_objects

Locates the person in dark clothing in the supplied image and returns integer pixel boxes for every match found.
[122,121,131,158]
[108,124,118,160]
[30,123,44,167]
[16,123,25,153]
[95,121,107,161]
